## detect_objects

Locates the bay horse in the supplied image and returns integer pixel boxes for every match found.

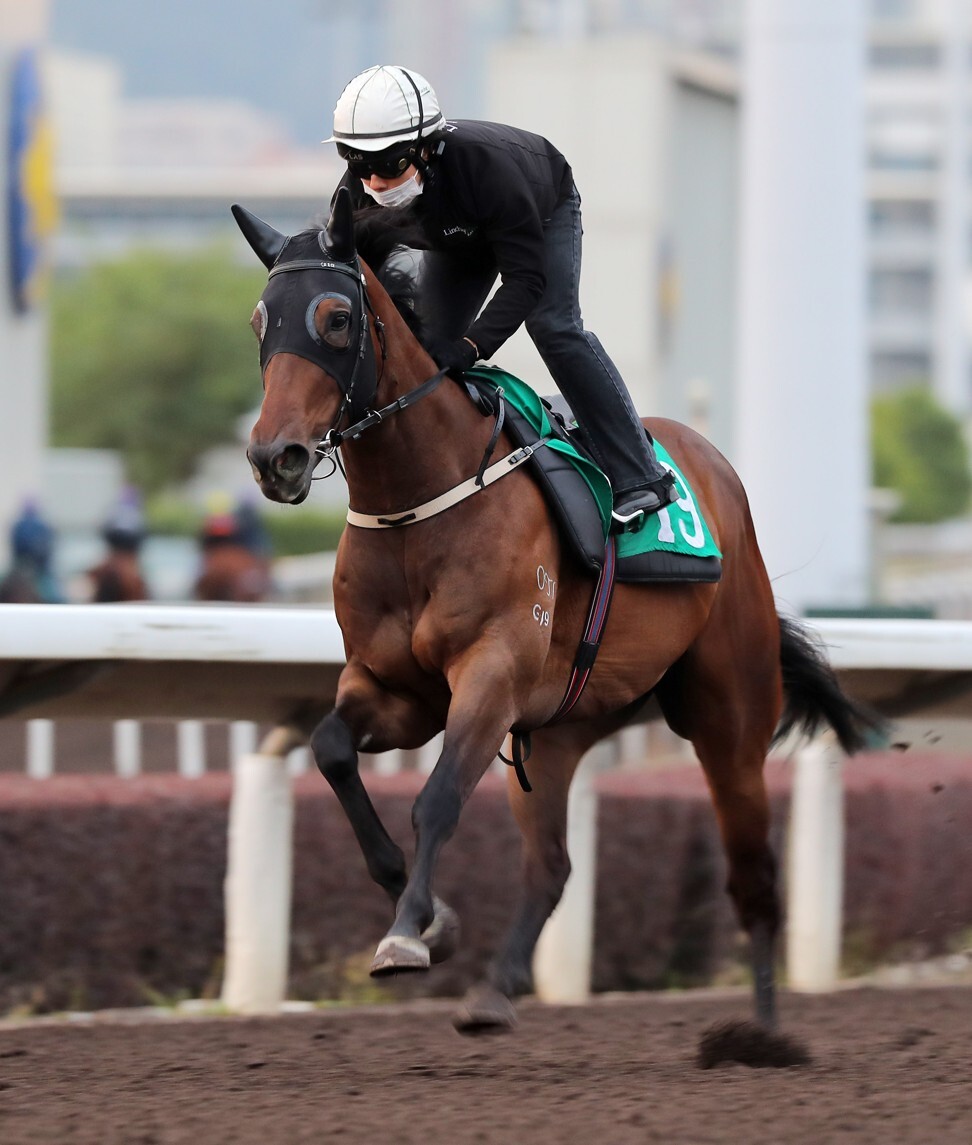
[236,189,878,1035]
[194,542,271,603]
[194,514,272,603]
[87,551,148,603]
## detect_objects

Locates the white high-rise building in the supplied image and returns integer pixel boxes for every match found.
[866,0,972,415]
[516,2,972,418]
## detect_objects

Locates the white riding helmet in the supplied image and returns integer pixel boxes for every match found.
[324,65,444,152]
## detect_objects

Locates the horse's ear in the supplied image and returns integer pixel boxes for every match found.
[231,204,288,270]
[324,187,356,263]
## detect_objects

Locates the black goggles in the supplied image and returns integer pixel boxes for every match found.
[338,143,416,181]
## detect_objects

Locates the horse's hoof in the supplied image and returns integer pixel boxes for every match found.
[369,935,431,978]
[421,897,461,965]
[697,1019,811,1069]
[452,984,517,1036]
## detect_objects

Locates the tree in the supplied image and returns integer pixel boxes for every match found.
[50,247,266,494]
[871,386,972,523]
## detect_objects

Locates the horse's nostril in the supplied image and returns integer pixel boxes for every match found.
[274,444,310,480]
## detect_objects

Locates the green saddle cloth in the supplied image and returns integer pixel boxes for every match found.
[465,365,721,562]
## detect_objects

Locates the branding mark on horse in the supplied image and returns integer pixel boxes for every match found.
[533,565,555,627]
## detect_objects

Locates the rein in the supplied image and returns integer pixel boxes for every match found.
[323,374,552,530]
[317,367,449,453]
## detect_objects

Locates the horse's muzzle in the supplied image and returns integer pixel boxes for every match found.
[247,440,312,503]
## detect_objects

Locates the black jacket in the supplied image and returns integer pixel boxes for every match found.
[336,120,574,359]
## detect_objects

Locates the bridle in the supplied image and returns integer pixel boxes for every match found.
[260,233,455,480]
[261,236,381,425]
[315,366,450,468]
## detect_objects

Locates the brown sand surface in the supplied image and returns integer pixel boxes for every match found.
[0,985,969,1144]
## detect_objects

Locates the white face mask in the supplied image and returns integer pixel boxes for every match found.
[361,171,423,209]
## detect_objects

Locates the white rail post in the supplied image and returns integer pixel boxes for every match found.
[222,724,302,1014]
[177,719,206,778]
[229,720,258,760]
[532,738,614,1003]
[25,719,54,779]
[787,733,845,991]
[286,745,310,776]
[112,720,142,778]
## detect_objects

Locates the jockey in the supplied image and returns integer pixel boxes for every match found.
[325,64,677,530]
[3,500,63,603]
[102,487,146,553]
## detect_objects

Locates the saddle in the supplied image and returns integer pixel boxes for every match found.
[461,368,722,585]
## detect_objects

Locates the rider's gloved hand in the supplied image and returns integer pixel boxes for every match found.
[429,336,478,376]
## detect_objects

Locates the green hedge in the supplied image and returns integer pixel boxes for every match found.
[145,498,345,557]
[262,510,346,556]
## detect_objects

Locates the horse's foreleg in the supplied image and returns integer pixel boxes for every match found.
[454,726,588,1034]
[311,709,409,903]
[370,665,517,977]
[311,664,445,908]
[313,706,461,963]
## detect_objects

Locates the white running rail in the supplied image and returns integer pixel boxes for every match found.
[2,605,971,1012]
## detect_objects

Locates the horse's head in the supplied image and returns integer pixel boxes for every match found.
[235,188,378,504]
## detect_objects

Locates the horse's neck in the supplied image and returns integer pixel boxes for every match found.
[341,356,491,514]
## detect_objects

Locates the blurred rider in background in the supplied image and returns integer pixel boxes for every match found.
[0,500,64,604]
[87,488,149,603]
[194,494,272,603]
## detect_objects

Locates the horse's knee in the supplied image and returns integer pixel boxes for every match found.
[310,711,356,783]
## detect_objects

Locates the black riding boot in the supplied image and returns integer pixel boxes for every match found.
[611,466,678,533]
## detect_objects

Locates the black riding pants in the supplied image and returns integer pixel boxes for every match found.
[414,185,663,494]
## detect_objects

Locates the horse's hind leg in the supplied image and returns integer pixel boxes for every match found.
[455,725,591,1034]
[657,623,783,1027]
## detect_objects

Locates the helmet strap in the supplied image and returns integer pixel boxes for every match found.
[415,137,446,187]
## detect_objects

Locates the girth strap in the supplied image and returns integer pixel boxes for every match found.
[547,534,618,723]
[502,535,619,793]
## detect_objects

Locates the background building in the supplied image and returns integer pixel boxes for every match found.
[866,0,972,417]
[486,35,739,454]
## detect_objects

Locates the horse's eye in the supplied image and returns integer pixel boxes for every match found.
[316,298,352,350]
[251,301,268,344]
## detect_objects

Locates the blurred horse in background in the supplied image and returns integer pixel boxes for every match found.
[87,492,149,603]
[193,507,272,603]
[87,554,148,603]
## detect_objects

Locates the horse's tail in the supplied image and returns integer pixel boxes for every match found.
[772,614,886,755]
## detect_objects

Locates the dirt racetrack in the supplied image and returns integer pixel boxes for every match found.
[0,984,969,1144]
